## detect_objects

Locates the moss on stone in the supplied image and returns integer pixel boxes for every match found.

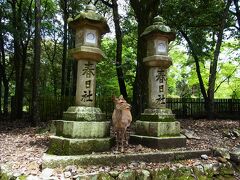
[0,173,11,180]
[140,114,175,122]
[117,170,136,180]
[17,175,27,180]
[137,169,151,180]
[171,167,195,180]
[98,173,114,180]
[151,168,173,180]
[219,164,234,176]
[47,136,112,155]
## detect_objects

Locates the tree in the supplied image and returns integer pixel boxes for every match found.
[8,0,34,119]
[177,0,233,118]
[59,0,68,97]
[31,0,41,126]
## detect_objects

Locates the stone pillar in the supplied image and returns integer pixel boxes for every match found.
[47,3,113,155]
[149,68,167,109]
[130,16,186,149]
[76,60,96,107]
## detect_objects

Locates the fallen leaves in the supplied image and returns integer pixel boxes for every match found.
[0,119,239,177]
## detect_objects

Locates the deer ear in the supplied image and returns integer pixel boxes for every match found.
[119,95,123,99]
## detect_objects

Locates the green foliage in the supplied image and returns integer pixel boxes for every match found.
[97,34,137,98]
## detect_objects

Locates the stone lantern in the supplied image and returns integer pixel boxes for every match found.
[130,16,186,149]
[47,3,112,155]
[68,3,109,107]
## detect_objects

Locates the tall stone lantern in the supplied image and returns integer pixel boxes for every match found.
[130,16,186,149]
[69,3,109,107]
[47,3,112,155]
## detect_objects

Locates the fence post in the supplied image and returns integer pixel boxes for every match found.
[228,99,233,113]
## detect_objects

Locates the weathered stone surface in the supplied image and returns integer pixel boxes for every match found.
[130,134,186,149]
[230,147,240,163]
[143,108,173,115]
[151,168,172,180]
[117,170,136,180]
[192,165,206,180]
[53,120,110,138]
[137,169,151,180]
[203,163,219,178]
[172,167,195,180]
[109,171,120,178]
[42,150,210,168]
[182,129,200,140]
[98,173,114,180]
[75,60,96,106]
[140,114,175,122]
[40,168,54,179]
[47,136,113,155]
[213,147,230,159]
[68,3,110,34]
[140,109,175,122]
[77,172,98,180]
[143,55,172,68]
[63,106,105,121]
[219,163,234,176]
[141,16,175,40]
[201,154,209,160]
[135,121,181,137]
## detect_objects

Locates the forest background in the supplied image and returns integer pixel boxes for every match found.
[0,0,239,126]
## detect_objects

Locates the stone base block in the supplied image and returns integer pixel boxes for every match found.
[135,121,181,137]
[130,134,186,149]
[42,149,211,168]
[47,136,113,155]
[140,108,175,122]
[63,106,105,121]
[53,120,110,138]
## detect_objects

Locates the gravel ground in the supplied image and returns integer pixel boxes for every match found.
[0,119,239,177]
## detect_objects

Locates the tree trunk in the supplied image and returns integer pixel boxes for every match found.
[233,0,240,30]
[31,0,41,126]
[0,66,2,116]
[61,0,68,97]
[130,0,160,118]
[10,0,25,119]
[207,0,232,119]
[111,0,128,98]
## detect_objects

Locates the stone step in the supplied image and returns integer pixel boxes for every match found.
[52,120,110,138]
[130,134,186,149]
[47,135,113,155]
[42,149,211,168]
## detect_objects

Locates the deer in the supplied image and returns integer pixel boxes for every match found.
[112,95,132,152]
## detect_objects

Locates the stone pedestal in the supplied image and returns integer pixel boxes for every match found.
[130,108,186,149]
[48,107,113,155]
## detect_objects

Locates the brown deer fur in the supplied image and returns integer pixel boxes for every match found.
[112,95,132,152]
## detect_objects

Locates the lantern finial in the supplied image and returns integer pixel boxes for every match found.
[86,2,96,12]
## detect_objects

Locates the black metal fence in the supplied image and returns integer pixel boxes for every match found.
[167,98,240,119]
[36,97,240,121]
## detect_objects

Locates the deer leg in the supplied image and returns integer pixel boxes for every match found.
[120,129,125,152]
[116,131,119,151]
[125,128,130,147]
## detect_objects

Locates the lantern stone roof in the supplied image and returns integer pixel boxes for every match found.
[141,16,176,41]
[68,3,110,35]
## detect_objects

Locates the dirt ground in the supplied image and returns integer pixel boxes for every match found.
[0,119,239,176]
